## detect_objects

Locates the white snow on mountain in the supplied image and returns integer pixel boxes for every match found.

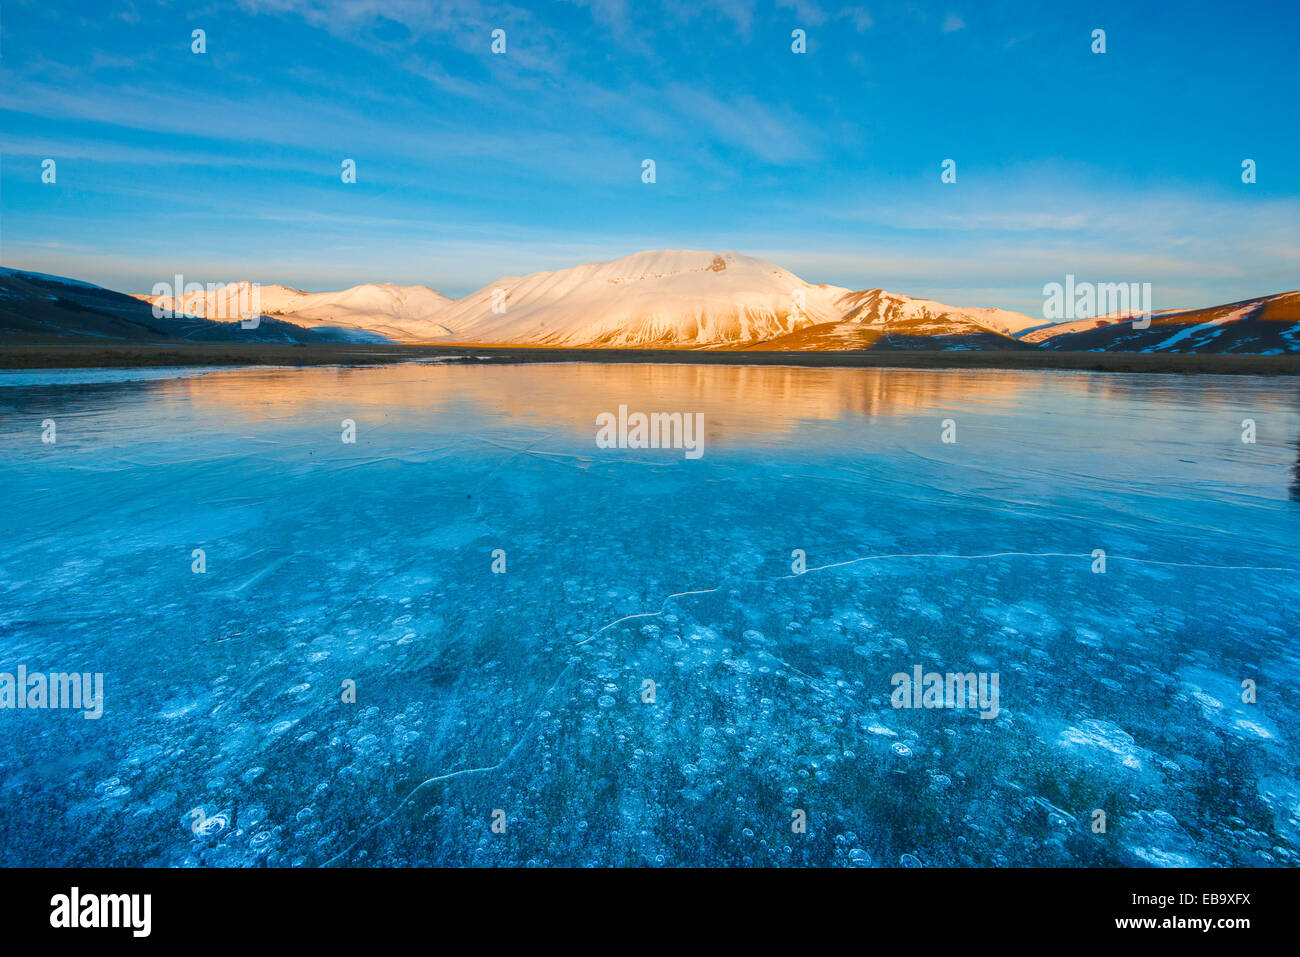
[433,249,855,347]
[15,253,1294,351]
[136,282,454,341]
[834,288,1043,337]
[125,249,1039,346]
[1019,307,1187,343]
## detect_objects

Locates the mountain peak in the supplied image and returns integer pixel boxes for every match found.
[431,248,850,347]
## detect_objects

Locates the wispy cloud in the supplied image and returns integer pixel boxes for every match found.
[1,0,1295,314]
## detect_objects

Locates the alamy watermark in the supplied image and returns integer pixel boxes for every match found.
[891,665,999,719]
[595,405,705,459]
[1,665,103,719]
[1043,275,1153,329]
[150,275,262,328]
[50,887,150,937]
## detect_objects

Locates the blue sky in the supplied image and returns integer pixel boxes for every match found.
[1,0,1297,313]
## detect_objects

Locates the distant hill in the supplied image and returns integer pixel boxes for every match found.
[1023,292,1300,354]
[134,281,453,342]
[0,268,368,343]
[3,255,1296,354]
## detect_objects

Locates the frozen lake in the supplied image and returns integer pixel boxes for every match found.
[1,361,1298,867]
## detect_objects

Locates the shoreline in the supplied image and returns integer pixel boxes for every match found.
[2,341,1300,375]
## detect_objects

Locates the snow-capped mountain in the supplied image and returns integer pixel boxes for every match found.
[433,250,853,347]
[841,288,1043,337]
[743,287,1043,351]
[4,252,1296,354]
[0,267,333,343]
[1023,292,1300,354]
[123,250,1043,349]
[136,282,454,342]
[431,249,1042,348]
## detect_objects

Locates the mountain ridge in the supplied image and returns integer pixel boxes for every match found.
[2,255,1297,354]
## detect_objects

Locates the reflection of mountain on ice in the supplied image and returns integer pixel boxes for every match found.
[169,359,1296,450]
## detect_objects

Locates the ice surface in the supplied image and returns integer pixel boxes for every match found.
[0,367,224,387]
[0,362,1297,866]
